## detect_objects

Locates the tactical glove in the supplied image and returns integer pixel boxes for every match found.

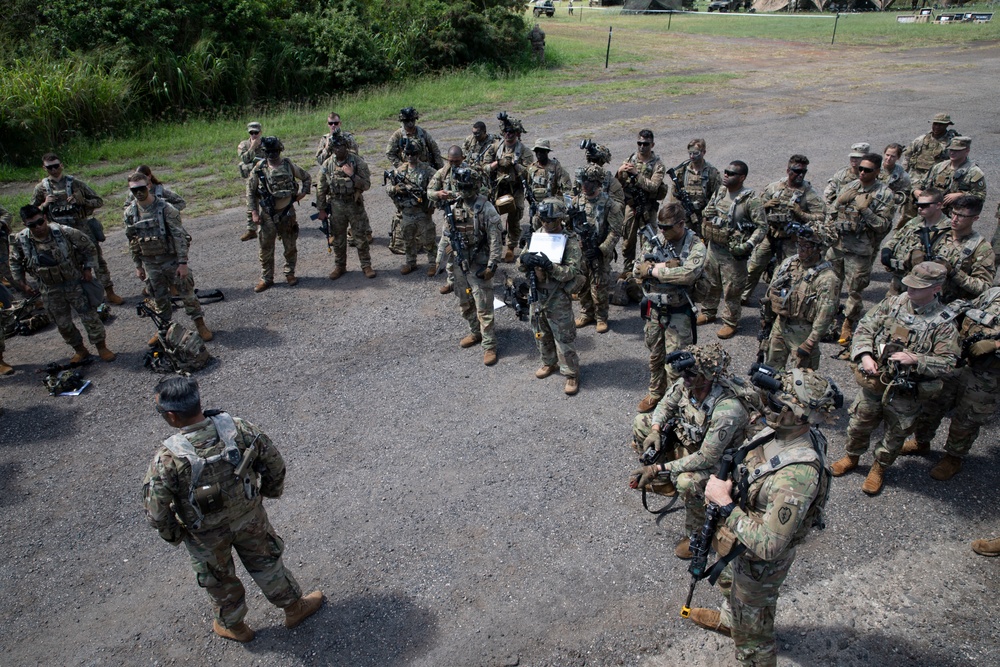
[537,254,553,272]
[762,197,781,211]
[969,339,998,357]
[790,202,807,221]
[730,242,753,260]
[642,429,662,453]
[478,264,496,281]
[880,247,893,268]
[520,252,539,269]
[855,193,873,211]
[836,187,860,207]
[629,465,661,491]
[585,246,601,263]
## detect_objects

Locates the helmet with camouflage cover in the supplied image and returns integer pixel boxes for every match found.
[399,107,419,122]
[762,367,843,426]
[667,343,730,380]
[453,166,479,191]
[793,223,833,249]
[403,138,420,155]
[586,144,612,166]
[261,136,284,153]
[582,165,605,184]
[537,196,567,221]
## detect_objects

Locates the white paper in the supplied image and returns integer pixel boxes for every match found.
[527,232,567,263]
[493,298,507,310]
[58,380,91,397]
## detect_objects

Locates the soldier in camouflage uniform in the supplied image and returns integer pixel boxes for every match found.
[881,189,947,297]
[517,197,583,395]
[670,138,722,238]
[529,23,545,63]
[571,165,624,333]
[123,165,187,212]
[902,113,959,219]
[429,146,469,294]
[913,136,987,215]
[10,205,116,364]
[823,142,869,206]
[237,122,266,241]
[31,153,123,305]
[527,140,572,216]
[462,122,497,171]
[634,202,707,413]
[386,140,437,275]
[630,344,754,558]
[831,262,960,495]
[317,134,376,280]
[617,129,667,275]
[697,161,765,339]
[689,369,842,667]
[315,111,360,164]
[125,173,212,342]
[0,203,16,375]
[385,108,444,255]
[742,155,826,305]
[485,116,532,262]
[824,152,896,344]
[246,137,311,292]
[763,225,841,371]
[142,377,323,643]
[880,143,912,229]
[580,140,625,206]
[436,167,503,366]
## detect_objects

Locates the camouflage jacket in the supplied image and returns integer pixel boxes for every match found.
[10,224,97,286]
[634,228,706,307]
[827,178,895,256]
[759,179,826,236]
[904,128,959,180]
[142,414,285,543]
[31,175,103,227]
[768,256,841,344]
[487,140,532,195]
[571,192,624,259]
[314,130,360,165]
[725,428,827,561]
[823,165,857,206]
[444,194,504,268]
[920,157,987,201]
[652,376,753,466]
[246,158,311,214]
[124,197,189,266]
[462,133,498,168]
[428,163,467,204]
[385,126,444,170]
[701,185,765,249]
[516,228,582,291]
[616,152,666,210]
[317,153,372,206]
[958,286,1000,373]
[0,204,12,284]
[386,161,435,212]
[851,294,960,379]
[880,163,912,206]
[673,160,721,212]
[528,158,572,202]
[237,138,266,178]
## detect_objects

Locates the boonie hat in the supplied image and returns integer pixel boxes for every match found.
[533,139,552,152]
[902,261,947,289]
[849,142,871,158]
[930,113,954,125]
[947,136,972,150]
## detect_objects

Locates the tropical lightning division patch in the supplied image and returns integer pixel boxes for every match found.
[778,506,792,525]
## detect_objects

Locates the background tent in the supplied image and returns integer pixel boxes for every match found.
[752,0,826,11]
[623,0,685,12]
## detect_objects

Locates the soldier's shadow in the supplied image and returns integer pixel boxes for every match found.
[890,448,999,519]
[777,624,978,667]
[247,592,438,665]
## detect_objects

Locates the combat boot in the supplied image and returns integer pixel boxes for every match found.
[0,355,13,376]
[329,266,346,281]
[564,376,579,396]
[483,349,498,366]
[286,274,299,287]
[104,287,125,305]
[930,454,963,481]
[240,229,257,242]
[213,620,255,642]
[716,324,737,340]
[439,283,454,295]
[971,537,1000,556]
[838,318,855,345]
[400,263,416,275]
[535,364,558,379]
[95,341,116,362]
[901,437,931,456]
[595,320,609,334]
[862,461,885,495]
[575,314,595,328]
[69,344,92,364]
[696,313,715,326]
[637,395,659,413]
[459,334,482,349]
[284,590,325,629]
[688,608,731,637]
[254,279,273,293]
[427,264,438,277]
[830,454,859,476]
[362,266,377,279]
[502,248,515,263]
[674,537,693,560]
[193,317,213,342]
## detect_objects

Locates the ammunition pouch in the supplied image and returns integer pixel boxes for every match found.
[712,524,739,558]
[852,363,888,393]
[193,483,225,514]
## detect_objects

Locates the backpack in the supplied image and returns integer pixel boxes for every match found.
[146,320,212,374]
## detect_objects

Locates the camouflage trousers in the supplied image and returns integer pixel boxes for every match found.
[258,210,298,282]
[453,264,496,351]
[577,259,612,323]
[245,209,256,232]
[501,194,525,250]
[621,205,658,273]
[825,246,872,324]
[329,198,373,269]
[910,368,1000,457]
[42,280,106,348]
[766,318,819,371]
[0,309,7,353]
[644,306,694,399]
[717,547,798,667]
[184,505,302,628]
[845,387,923,466]
[71,221,115,291]
[701,243,747,327]
[742,235,796,303]
[399,208,436,266]
[143,256,203,322]
[531,282,579,378]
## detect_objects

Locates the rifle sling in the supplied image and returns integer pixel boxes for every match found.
[641,488,680,515]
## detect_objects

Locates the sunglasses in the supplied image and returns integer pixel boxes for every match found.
[857,166,875,173]
[724,169,744,177]
[915,201,937,208]
[44,163,61,171]
[328,120,341,126]
[130,186,149,194]
[789,167,808,174]
[637,141,651,147]
[657,220,683,229]
[25,218,46,228]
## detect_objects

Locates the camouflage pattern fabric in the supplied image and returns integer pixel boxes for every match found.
[447,195,503,350]
[527,158,572,205]
[384,127,444,170]
[258,211,299,282]
[574,192,624,323]
[247,159,311,281]
[428,163,468,285]
[617,153,666,273]
[487,141,531,250]
[388,161,437,266]
[903,128,959,183]
[823,165,856,206]
[318,154,373,270]
[463,134,498,170]
[764,256,841,370]
[674,160,722,225]
[882,216,949,296]
[699,186,764,327]
[315,130,359,164]
[238,138,267,231]
[124,184,187,212]
[920,157,987,206]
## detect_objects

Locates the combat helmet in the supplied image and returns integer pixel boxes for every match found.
[582,164,605,184]
[753,366,843,425]
[453,166,479,191]
[667,343,730,380]
[261,136,284,153]
[399,107,419,122]
[537,196,567,221]
[403,138,420,155]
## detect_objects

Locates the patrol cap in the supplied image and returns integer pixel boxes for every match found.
[902,261,947,289]
[930,113,954,125]
[533,139,552,152]
[947,136,972,150]
[247,121,262,132]
[849,142,871,158]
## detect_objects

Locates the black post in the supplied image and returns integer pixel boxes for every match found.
[668,10,673,29]
[605,26,612,68]
[831,13,840,44]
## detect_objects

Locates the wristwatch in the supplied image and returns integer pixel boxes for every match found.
[718,502,737,519]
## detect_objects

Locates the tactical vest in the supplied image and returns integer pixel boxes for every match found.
[126,198,172,257]
[930,159,979,194]
[161,413,258,531]
[936,231,989,302]
[910,130,955,173]
[257,158,297,199]
[959,287,1000,372]
[880,295,959,361]
[624,152,667,201]
[679,163,712,209]
[763,185,808,236]
[644,229,698,307]
[43,176,82,225]
[669,383,730,449]
[702,189,754,246]
[530,159,562,201]
[769,258,833,322]
[450,196,490,257]
[326,158,358,198]
[395,128,433,164]
[584,193,612,243]
[393,164,431,210]
[16,225,81,285]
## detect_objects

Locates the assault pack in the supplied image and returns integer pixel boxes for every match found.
[137,301,212,374]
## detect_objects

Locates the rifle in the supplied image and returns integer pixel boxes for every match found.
[310,202,333,252]
[567,203,600,272]
[757,299,776,364]
[234,433,263,499]
[441,200,470,277]
[519,174,539,249]
[136,301,170,337]
[170,288,226,306]
[383,169,427,207]
[665,163,698,227]
[639,223,695,312]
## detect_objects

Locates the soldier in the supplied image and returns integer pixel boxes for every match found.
[972,536,1000,557]
[902,113,959,214]
[825,152,895,345]
[630,345,753,559]
[669,138,722,237]
[485,115,532,262]
[237,122,266,242]
[529,23,546,63]
[124,173,212,342]
[823,142,869,206]
[616,129,667,275]
[142,377,324,643]
[762,225,841,371]
[31,153,124,305]
[881,188,947,297]
[580,140,625,206]
[571,165,624,333]
[316,134,376,280]
[901,281,1000,480]
[124,165,187,211]
[246,137,311,293]
[831,262,960,495]
[0,203,17,375]
[742,155,826,305]
[527,139,572,209]
[517,197,583,395]
[697,160,765,340]
[880,143,911,229]
[386,140,436,275]
[437,167,503,366]
[462,122,497,171]
[10,205,116,364]
[314,111,359,164]
[913,136,987,214]
[633,202,706,413]
[385,107,443,255]
[429,146,469,294]
[688,369,842,667]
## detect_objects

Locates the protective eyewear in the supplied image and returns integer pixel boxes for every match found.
[328,120,341,126]
[723,169,743,177]
[25,218,46,228]
[248,130,260,135]
[44,163,61,171]
[789,167,808,175]
[130,186,149,194]
[915,201,937,209]
[637,141,651,147]
[857,166,875,174]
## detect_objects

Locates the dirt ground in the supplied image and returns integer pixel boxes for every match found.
[1,30,998,667]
